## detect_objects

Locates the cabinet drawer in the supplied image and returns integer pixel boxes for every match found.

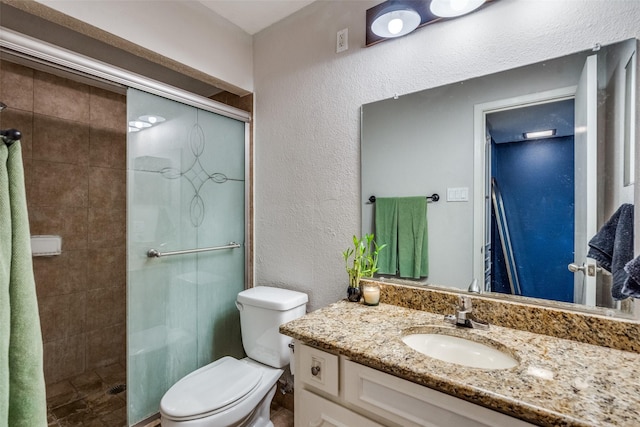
[342,359,534,427]
[297,389,385,427]
[297,343,339,396]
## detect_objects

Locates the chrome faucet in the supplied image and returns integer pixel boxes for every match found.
[467,278,481,294]
[444,296,489,330]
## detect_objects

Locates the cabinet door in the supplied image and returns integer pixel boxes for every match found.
[342,360,534,427]
[297,342,339,396]
[296,389,384,427]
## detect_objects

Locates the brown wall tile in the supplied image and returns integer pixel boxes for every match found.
[33,71,90,123]
[86,323,126,370]
[0,61,35,111]
[32,114,90,165]
[43,334,86,384]
[88,208,126,247]
[89,167,126,209]
[86,246,126,290]
[33,250,88,297]
[89,127,126,169]
[31,161,89,207]
[90,87,126,132]
[38,292,86,342]
[86,287,123,332]
[29,206,88,251]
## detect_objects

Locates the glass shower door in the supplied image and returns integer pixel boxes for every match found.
[126,88,246,425]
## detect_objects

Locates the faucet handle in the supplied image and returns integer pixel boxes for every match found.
[458,296,472,312]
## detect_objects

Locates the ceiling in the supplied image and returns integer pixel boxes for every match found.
[487,99,575,144]
[197,0,317,35]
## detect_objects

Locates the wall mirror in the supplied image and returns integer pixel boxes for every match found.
[361,38,638,318]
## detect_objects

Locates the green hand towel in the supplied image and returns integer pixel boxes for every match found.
[375,198,398,275]
[0,142,47,427]
[397,197,429,279]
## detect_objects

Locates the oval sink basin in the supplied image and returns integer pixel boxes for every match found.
[402,333,518,370]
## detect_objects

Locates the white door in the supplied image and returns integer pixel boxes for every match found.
[572,54,599,305]
[473,87,577,295]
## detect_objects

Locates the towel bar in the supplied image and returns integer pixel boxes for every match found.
[368,194,439,204]
[147,242,241,258]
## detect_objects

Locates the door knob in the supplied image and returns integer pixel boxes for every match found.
[568,263,602,276]
[568,263,586,273]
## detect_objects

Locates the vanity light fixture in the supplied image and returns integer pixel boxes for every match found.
[366,0,493,46]
[371,4,421,38]
[430,0,486,18]
[523,129,556,139]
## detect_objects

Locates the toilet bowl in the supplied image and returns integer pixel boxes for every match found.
[160,357,282,427]
[160,287,308,427]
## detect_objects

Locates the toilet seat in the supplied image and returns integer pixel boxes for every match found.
[160,356,263,421]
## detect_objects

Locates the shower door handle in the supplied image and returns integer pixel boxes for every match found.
[568,262,602,276]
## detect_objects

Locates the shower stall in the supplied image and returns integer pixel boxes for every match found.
[0,28,251,426]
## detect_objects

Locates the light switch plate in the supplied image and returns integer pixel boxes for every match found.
[447,187,469,202]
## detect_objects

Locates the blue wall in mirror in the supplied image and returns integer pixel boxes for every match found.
[491,136,575,302]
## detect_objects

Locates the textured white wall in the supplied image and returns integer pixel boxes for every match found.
[253,0,640,311]
[35,0,254,93]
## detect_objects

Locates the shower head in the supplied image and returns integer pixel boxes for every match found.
[0,102,6,111]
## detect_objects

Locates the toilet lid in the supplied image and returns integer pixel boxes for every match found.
[161,357,263,419]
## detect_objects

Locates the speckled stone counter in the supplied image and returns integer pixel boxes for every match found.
[281,300,640,427]
[371,281,640,353]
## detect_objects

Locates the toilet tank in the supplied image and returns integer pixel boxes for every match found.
[236,287,308,368]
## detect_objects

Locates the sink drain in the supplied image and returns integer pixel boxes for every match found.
[107,384,126,395]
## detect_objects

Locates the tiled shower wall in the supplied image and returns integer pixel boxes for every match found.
[0,61,126,385]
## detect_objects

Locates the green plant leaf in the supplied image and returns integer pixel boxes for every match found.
[343,233,387,282]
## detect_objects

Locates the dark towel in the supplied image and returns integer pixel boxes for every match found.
[622,256,640,298]
[587,203,634,300]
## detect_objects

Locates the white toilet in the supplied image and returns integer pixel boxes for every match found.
[160,286,308,427]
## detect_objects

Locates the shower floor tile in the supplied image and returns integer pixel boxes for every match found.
[46,362,127,427]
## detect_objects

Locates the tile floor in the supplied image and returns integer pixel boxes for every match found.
[270,401,295,427]
[46,362,127,427]
[46,362,294,427]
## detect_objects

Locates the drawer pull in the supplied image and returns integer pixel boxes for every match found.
[311,366,321,376]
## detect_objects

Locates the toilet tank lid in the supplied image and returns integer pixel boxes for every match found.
[237,287,308,310]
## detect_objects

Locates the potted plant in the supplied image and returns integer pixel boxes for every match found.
[342,234,386,302]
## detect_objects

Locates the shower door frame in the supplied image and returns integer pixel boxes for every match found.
[0,27,254,288]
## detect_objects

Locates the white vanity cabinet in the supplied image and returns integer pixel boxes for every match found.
[294,341,534,427]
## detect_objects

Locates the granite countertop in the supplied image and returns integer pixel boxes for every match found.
[280,300,640,427]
